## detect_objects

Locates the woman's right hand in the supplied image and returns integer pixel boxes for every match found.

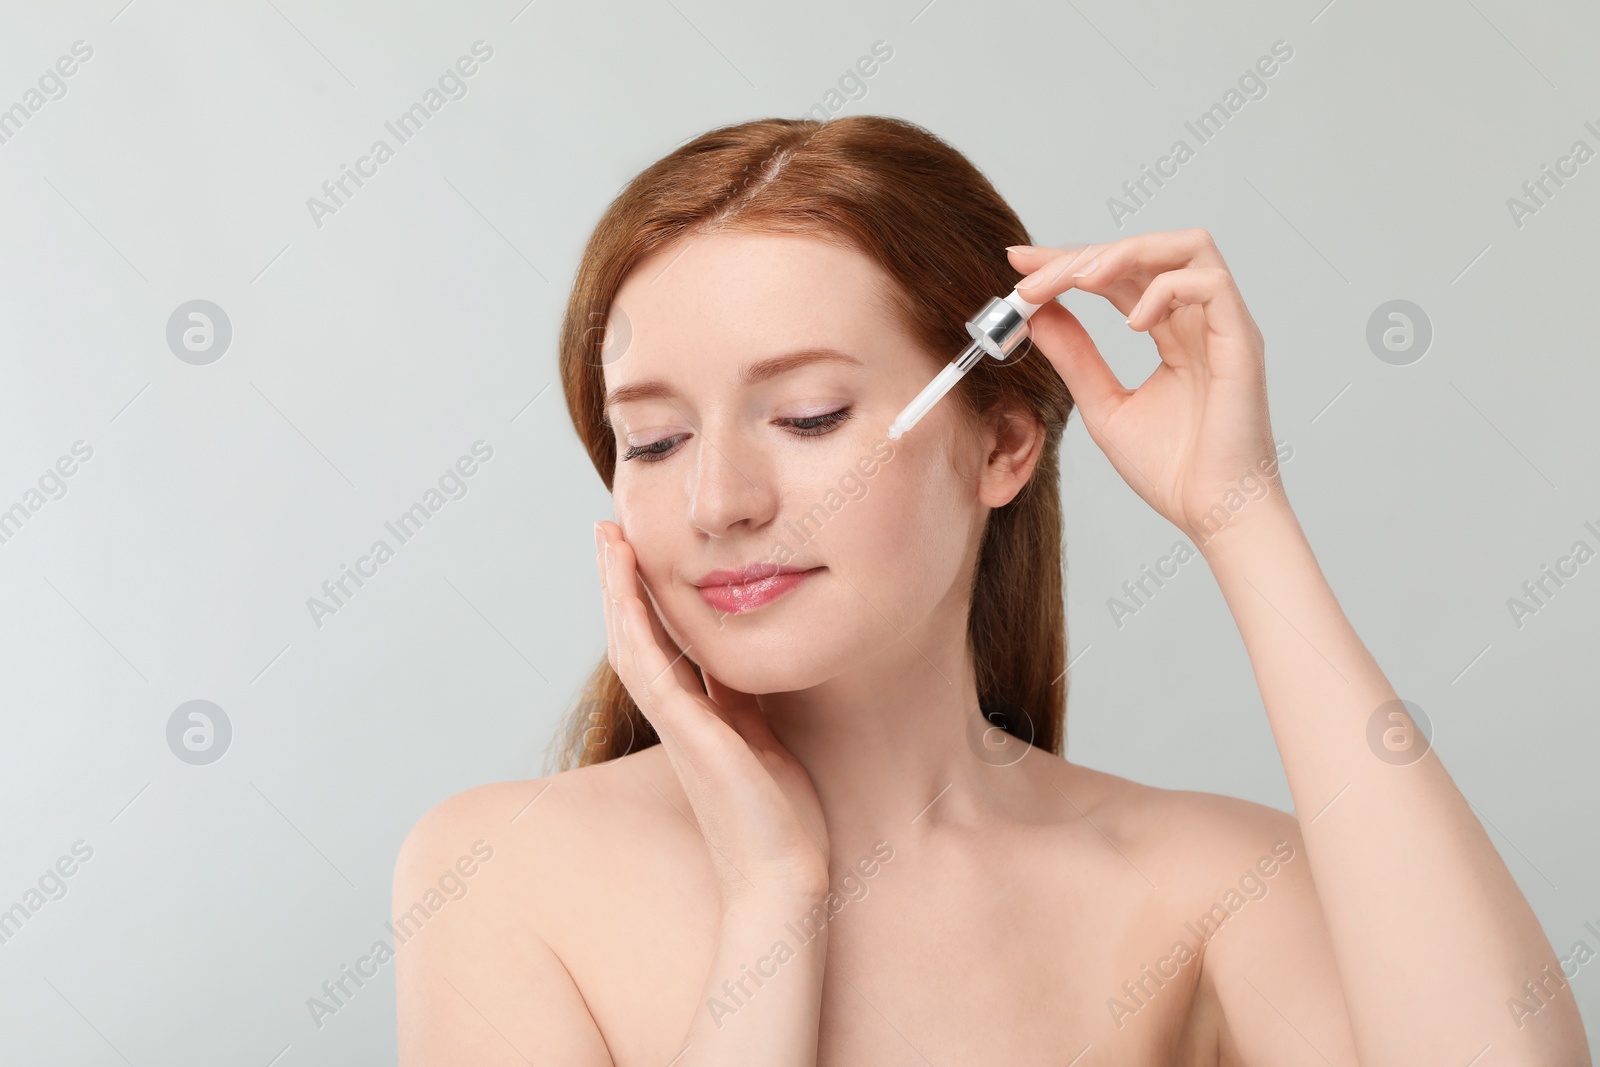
[594,520,831,909]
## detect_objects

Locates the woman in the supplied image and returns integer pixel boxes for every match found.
[393,116,1589,1065]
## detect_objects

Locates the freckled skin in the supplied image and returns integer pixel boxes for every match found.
[604,230,985,700]
[399,227,1588,1065]
[394,232,1371,1067]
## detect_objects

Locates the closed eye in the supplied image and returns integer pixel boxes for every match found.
[621,406,855,463]
[783,406,855,436]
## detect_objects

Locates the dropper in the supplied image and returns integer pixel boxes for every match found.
[887,287,1045,439]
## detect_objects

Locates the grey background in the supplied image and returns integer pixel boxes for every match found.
[1,0,1596,1062]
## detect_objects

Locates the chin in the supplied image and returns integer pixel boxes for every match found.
[689,642,815,696]
[678,620,842,696]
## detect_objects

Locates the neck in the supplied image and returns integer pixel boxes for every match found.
[756,619,1034,861]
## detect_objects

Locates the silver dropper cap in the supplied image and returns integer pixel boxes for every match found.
[887,294,1038,439]
[965,296,1032,361]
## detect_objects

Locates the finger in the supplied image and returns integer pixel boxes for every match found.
[1008,243,1102,301]
[597,524,620,676]
[638,579,703,695]
[1074,228,1229,283]
[1126,266,1261,359]
[596,535,759,819]
[1015,229,1227,313]
[616,593,729,750]
[598,520,660,676]
[602,526,705,697]
[600,522,739,747]
[598,524,657,726]
[1024,300,1130,421]
[1005,242,1095,271]
[1061,228,1229,316]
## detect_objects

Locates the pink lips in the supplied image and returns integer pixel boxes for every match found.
[696,565,822,614]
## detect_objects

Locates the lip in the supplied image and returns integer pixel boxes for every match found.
[696,565,823,615]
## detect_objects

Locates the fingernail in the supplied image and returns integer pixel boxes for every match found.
[1070,256,1100,278]
[1006,244,1040,253]
[1016,266,1050,291]
[593,522,603,553]
[604,540,612,574]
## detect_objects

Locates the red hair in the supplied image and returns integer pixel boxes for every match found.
[548,115,1074,770]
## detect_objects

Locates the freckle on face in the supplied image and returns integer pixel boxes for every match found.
[597,230,982,691]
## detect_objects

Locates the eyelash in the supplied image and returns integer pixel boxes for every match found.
[621,407,855,463]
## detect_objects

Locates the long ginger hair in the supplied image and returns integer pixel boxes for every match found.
[547,115,1074,771]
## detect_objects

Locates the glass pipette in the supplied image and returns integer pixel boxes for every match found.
[887,287,1044,440]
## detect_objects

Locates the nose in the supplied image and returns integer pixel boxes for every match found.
[687,421,776,537]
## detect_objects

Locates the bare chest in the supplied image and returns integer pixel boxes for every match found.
[544,835,1221,1066]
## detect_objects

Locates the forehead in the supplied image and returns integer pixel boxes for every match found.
[607,231,902,366]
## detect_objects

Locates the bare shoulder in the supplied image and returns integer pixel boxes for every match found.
[394,743,679,905]
[1052,762,1358,1064]
[1043,758,1306,889]
[391,748,679,1066]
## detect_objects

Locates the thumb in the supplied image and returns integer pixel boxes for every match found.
[1024,299,1128,423]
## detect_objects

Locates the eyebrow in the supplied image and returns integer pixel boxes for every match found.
[603,348,864,411]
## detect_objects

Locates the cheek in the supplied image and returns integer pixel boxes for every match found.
[805,443,973,604]
[613,488,677,590]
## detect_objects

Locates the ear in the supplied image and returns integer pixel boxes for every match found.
[976,405,1047,508]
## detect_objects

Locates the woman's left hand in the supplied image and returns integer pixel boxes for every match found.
[1008,229,1290,545]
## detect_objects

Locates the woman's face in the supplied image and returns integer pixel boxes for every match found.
[601,230,1017,694]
